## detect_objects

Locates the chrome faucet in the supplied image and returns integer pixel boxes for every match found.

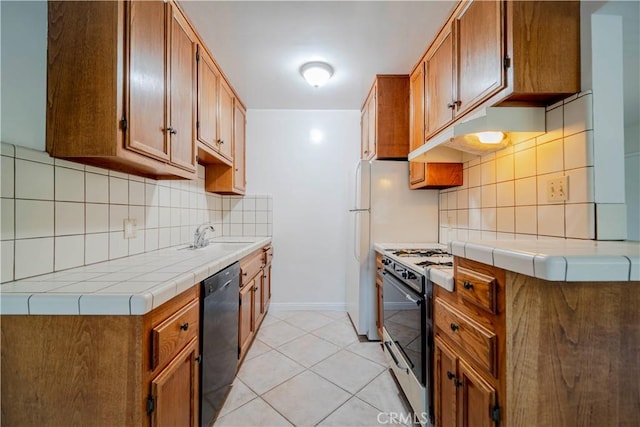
[193,223,215,248]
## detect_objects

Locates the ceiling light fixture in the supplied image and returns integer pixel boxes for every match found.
[300,61,333,87]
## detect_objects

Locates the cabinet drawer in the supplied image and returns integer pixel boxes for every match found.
[455,266,497,314]
[435,299,497,376]
[264,246,273,266]
[152,299,199,370]
[241,251,263,283]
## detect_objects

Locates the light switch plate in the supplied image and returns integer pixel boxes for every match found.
[547,176,569,202]
[124,219,137,239]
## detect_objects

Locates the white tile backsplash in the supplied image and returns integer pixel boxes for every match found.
[439,94,602,245]
[1,144,272,283]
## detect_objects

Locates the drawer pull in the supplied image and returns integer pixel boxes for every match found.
[447,371,455,380]
[179,322,189,331]
[463,281,474,290]
[450,323,459,332]
[454,378,463,388]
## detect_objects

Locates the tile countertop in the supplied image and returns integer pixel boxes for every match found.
[450,239,640,282]
[0,237,272,316]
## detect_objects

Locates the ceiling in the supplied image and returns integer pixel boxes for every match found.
[178,1,457,110]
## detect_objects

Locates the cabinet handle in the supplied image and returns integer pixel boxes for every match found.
[447,371,455,380]
[454,378,463,388]
[242,272,247,276]
[218,139,224,145]
[463,281,473,290]
[447,102,455,109]
[450,323,459,332]
[455,100,461,107]
[254,286,258,291]
[167,127,177,135]
[179,322,189,331]
[195,355,202,363]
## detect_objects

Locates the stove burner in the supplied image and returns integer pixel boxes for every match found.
[391,248,450,258]
[416,259,453,268]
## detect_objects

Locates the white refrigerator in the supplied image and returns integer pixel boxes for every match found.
[346,160,439,340]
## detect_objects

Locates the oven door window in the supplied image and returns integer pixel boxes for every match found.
[383,272,425,385]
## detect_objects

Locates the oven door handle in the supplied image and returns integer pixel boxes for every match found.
[385,275,421,306]
[384,341,410,375]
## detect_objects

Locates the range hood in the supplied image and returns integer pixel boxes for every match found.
[409,107,546,160]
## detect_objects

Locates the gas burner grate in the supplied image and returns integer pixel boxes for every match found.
[391,248,450,258]
[416,259,453,268]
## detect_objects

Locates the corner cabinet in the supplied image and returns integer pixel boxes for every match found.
[361,75,410,160]
[47,1,197,179]
[433,256,640,426]
[0,286,201,426]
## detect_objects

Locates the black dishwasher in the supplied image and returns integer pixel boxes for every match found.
[200,262,240,427]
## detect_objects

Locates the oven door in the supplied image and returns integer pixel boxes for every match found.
[382,270,425,386]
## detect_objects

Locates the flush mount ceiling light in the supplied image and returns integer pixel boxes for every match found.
[300,61,333,87]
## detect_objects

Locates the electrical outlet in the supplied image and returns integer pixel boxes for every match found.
[124,219,137,239]
[547,176,569,202]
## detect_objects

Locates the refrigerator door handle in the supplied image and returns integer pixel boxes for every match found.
[354,161,362,208]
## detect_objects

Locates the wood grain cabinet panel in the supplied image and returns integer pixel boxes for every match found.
[151,299,199,370]
[238,278,255,359]
[361,75,409,160]
[218,79,234,161]
[456,266,497,314]
[232,103,247,194]
[196,48,219,153]
[426,27,455,137]
[409,63,427,186]
[150,338,199,427]
[46,1,198,180]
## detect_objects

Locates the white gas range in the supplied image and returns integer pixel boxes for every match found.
[377,243,455,291]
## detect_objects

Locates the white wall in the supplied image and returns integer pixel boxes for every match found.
[245,110,360,309]
[0,1,47,150]
[625,123,640,241]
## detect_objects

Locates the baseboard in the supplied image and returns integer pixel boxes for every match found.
[268,302,347,312]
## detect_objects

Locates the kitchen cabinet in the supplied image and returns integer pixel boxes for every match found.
[196,47,233,166]
[238,245,273,362]
[204,101,247,195]
[46,1,197,179]
[412,0,580,147]
[360,76,410,160]
[409,60,463,190]
[0,286,200,426]
[433,256,640,426]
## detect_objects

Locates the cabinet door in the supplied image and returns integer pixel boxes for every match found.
[126,1,169,162]
[435,337,459,427]
[238,281,254,359]
[253,272,265,328]
[218,79,234,161]
[458,359,496,427]
[150,338,198,427]
[168,6,196,172]
[197,48,219,151]
[360,108,369,160]
[409,63,426,186]
[263,264,271,312]
[233,102,246,193]
[454,0,504,117]
[426,28,454,137]
[366,90,377,159]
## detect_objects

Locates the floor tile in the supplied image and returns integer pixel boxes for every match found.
[218,379,257,418]
[317,396,385,426]
[317,310,350,321]
[281,311,334,332]
[311,321,359,348]
[356,370,413,416]
[346,341,387,366]
[255,320,307,348]
[237,350,304,395]
[311,349,386,394]
[276,333,340,368]
[214,397,292,427]
[260,313,281,327]
[245,338,272,361]
[262,370,350,427]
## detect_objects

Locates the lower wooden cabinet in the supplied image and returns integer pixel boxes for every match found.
[238,245,273,362]
[434,336,497,427]
[0,285,200,426]
[375,251,384,339]
[150,338,199,427]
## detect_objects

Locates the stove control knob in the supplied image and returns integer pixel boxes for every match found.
[407,271,416,280]
[382,259,391,265]
[400,271,407,279]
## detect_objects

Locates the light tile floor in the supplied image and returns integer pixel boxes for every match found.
[214,310,416,427]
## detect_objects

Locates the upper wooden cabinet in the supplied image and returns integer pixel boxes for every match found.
[204,101,246,195]
[46,1,197,179]
[360,75,409,160]
[418,0,580,142]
